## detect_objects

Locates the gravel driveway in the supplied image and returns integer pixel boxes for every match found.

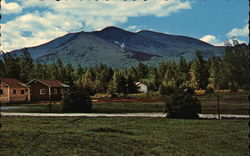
[1,112,249,119]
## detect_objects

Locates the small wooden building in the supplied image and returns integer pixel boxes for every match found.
[27,79,70,101]
[0,78,30,103]
[135,82,148,93]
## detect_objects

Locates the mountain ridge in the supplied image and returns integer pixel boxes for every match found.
[8,26,225,68]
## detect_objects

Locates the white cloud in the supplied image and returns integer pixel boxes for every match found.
[227,24,249,37]
[2,0,22,14]
[200,34,248,46]
[1,11,68,51]
[126,25,138,31]
[200,35,216,43]
[200,35,222,45]
[2,0,192,52]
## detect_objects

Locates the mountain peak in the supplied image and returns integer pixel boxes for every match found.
[100,26,127,32]
[92,26,134,43]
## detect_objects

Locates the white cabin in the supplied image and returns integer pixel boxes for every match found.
[135,82,148,93]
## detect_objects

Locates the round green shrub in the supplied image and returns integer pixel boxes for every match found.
[61,87,92,113]
[164,93,201,119]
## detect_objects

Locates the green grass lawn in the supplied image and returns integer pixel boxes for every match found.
[1,102,164,113]
[0,117,248,156]
[93,102,164,113]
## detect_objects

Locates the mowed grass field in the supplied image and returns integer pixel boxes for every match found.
[0,117,248,156]
[2,91,248,114]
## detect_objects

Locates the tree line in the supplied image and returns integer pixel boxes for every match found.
[0,43,248,95]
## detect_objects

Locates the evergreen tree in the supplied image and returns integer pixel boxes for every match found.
[188,51,209,89]
[208,56,224,89]
[2,52,21,79]
[162,62,180,88]
[81,69,96,95]
[136,63,149,80]
[49,63,60,79]
[178,57,189,87]
[75,64,85,80]
[223,43,249,90]
[19,48,34,82]
[0,58,6,77]
[56,59,66,81]
[153,68,160,91]
[127,75,137,93]
[63,63,75,86]
[112,71,127,94]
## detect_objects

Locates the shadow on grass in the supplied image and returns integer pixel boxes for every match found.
[89,127,134,135]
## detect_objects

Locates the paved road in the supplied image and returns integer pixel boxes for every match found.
[1,112,249,119]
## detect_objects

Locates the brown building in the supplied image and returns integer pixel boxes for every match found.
[27,79,70,101]
[0,78,30,103]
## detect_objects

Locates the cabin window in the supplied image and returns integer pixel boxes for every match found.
[25,89,28,92]
[21,90,25,94]
[61,89,64,94]
[40,89,46,95]
[53,89,57,94]
[13,90,16,94]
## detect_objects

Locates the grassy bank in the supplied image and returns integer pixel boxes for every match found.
[0,117,248,156]
[1,102,164,113]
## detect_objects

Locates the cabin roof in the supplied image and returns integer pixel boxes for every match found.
[28,79,70,88]
[135,82,146,86]
[0,78,30,88]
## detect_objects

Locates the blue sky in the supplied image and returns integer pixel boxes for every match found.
[1,0,248,52]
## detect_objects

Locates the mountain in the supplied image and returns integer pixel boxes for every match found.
[8,26,225,68]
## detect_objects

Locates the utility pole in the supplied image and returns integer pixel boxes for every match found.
[49,88,52,112]
[0,80,2,112]
[217,91,220,119]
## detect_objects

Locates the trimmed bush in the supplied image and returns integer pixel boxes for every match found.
[164,92,201,119]
[61,87,92,113]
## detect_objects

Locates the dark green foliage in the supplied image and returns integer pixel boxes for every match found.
[164,93,201,119]
[222,43,249,91]
[189,51,209,89]
[19,48,33,82]
[126,75,137,93]
[136,63,149,80]
[182,86,195,95]
[112,71,125,94]
[61,87,92,113]
[159,85,175,95]
[1,52,21,80]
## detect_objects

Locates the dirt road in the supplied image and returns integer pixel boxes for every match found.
[1,112,249,119]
